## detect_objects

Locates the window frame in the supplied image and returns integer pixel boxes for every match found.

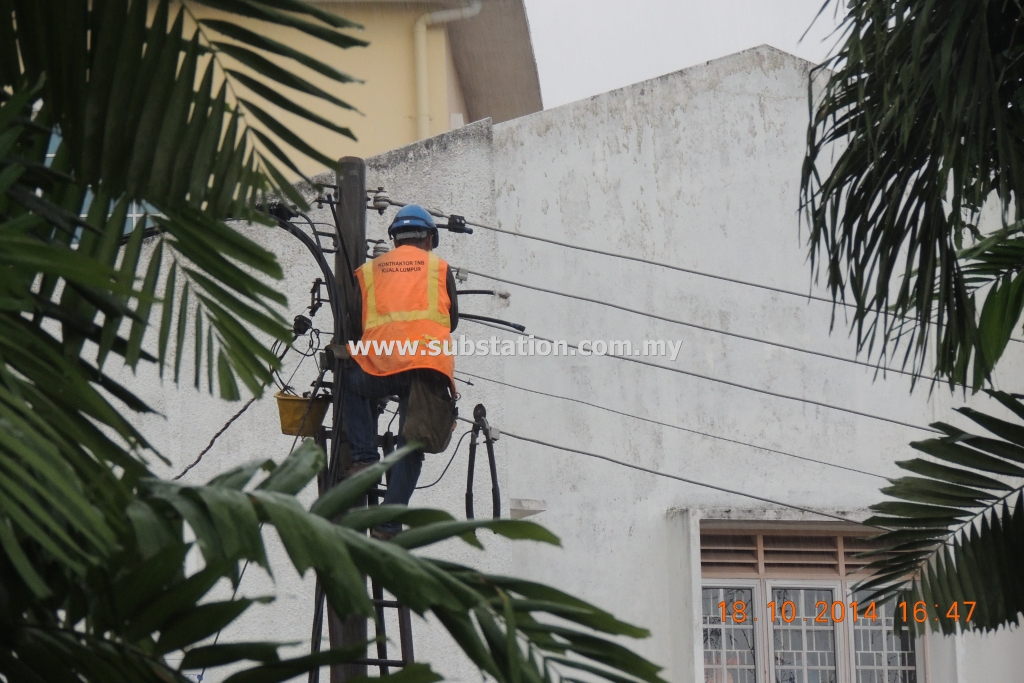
[701,577,925,683]
[702,578,766,683]
[763,578,847,683]
[842,586,922,683]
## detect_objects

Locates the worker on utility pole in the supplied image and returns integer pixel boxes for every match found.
[343,204,459,540]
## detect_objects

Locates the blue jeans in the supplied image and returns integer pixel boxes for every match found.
[342,364,424,532]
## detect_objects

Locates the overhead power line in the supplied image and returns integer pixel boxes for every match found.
[459,267,920,379]
[174,397,257,480]
[462,318,938,434]
[499,429,872,525]
[381,196,1024,347]
[384,197,841,305]
[468,223,846,304]
[457,370,887,480]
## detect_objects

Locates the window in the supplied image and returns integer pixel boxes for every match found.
[849,595,916,683]
[44,131,158,233]
[699,522,919,683]
[703,587,757,683]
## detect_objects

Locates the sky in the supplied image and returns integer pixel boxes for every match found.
[522,0,846,109]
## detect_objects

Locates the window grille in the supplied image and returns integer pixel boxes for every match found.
[699,522,918,683]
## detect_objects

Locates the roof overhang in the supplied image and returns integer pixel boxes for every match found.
[328,1,543,124]
[445,0,543,123]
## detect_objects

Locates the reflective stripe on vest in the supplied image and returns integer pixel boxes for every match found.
[360,251,451,330]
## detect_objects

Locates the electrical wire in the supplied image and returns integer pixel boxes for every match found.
[294,329,322,358]
[499,429,874,526]
[462,318,938,434]
[196,371,329,679]
[174,398,258,480]
[174,333,303,480]
[270,341,289,391]
[383,198,843,307]
[416,430,473,489]
[287,365,330,456]
[458,268,922,380]
[281,332,316,393]
[382,196,1024,347]
[198,550,253,682]
[456,370,887,480]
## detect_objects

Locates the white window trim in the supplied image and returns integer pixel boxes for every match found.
[764,579,847,683]
[703,578,766,681]
[701,578,926,683]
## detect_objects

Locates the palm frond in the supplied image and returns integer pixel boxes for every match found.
[1,442,664,683]
[860,390,1024,634]
[0,4,667,683]
[802,0,1024,390]
[1,0,367,405]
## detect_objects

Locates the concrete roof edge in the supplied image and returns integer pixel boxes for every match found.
[293,119,494,186]
[668,506,875,526]
[494,44,817,132]
[366,117,494,171]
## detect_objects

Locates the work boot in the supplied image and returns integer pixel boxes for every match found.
[370,527,396,541]
[342,459,376,479]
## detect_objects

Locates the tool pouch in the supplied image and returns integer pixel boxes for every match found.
[404,370,458,453]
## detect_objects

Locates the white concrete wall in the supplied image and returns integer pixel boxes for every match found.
[124,44,1024,683]
[482,45,1024,682]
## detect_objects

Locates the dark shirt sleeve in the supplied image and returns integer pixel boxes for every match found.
[446,264,459,332]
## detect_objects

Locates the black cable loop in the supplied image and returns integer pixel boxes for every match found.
[416,430,473,490]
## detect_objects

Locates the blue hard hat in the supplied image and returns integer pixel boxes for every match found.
[389,205,436,232]
[389,204,438,247]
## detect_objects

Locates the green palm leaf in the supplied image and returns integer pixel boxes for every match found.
[861,390,1024,633]
[802,0,1024,390]
[0,3,666,683]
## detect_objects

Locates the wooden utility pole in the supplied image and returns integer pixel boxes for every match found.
[335,157,366,342]
[312,158,413,682]
[327,157,367,683]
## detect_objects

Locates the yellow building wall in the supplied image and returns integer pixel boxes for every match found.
[184,2,468,178]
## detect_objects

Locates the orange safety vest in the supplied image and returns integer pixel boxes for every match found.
[352,245,455,388]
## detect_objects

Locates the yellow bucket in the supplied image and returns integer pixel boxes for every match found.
[274,392,331,437]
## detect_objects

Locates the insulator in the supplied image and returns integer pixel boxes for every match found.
[371,188,391,212]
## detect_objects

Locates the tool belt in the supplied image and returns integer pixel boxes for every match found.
[403,370,458,453]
